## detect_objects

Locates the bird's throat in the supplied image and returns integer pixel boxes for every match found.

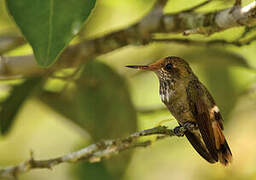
[159,79,176,103]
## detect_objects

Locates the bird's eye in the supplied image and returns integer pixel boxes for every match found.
[165,63,173,71]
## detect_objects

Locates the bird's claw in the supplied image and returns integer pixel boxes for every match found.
[174,122,196,136]
[174,126,185,137]
[183,122,196,131]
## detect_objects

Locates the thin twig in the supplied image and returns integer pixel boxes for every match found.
[0,125,195,179]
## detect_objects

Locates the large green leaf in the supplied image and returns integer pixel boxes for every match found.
[0,77,42,134]
[5,0,96,67]
[76,61,137,140]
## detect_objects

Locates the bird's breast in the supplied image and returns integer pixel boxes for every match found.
[159,79,177,103]
[159,79,193,124]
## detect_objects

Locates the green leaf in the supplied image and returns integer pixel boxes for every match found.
[76,61,137,140]
[0,77,42,135]
[5,0,96,67]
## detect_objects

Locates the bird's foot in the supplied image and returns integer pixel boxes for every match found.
[183,122,197,132]
[174,126,185,137]
[174,122,197,136]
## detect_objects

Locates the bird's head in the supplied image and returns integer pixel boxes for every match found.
[126,56,193,80]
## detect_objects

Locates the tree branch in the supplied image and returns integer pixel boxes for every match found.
[0,125,195,179]
[1,0,256,79]
[0,35,26,55]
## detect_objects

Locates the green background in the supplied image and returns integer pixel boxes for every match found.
[1,0,256,180]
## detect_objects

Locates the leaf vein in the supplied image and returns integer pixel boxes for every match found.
[46,0,54,64]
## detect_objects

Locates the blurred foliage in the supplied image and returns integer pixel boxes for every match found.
[6,0,96,66]
[40,61,137,140]
[0,0,256,180]
[0,77,43,135]
[74,162,113,180]
[40,61,137,179]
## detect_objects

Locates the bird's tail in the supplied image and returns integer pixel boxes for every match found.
[212,121,232,166]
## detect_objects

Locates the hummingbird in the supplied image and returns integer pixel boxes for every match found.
[126,56,232,165]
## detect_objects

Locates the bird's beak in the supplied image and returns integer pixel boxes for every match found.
[125,65,150,70]
[126,59,163,71]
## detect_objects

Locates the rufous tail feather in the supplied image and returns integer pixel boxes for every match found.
[212,121,232,166]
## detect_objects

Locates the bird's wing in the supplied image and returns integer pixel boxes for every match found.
[203,86,224,130]
[186,79,219,161]
[184,129,216,163]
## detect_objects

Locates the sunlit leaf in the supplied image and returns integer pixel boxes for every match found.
[6,0,96,67]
